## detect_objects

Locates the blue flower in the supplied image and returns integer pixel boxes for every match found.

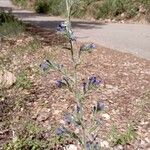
[69,34,76,41]
[89,76,101,87]
[56,22,67,32]
[55,126,66,136]
[86,141,92,150]
[80,43,96,52]
[56,80,63,88]
[64,113,72,125]
[94,101,104,112]
[75,104,80,113]
[93,142,99,150]
[89,43,96,49]
[56,128,63,136]
[39,59,52,71]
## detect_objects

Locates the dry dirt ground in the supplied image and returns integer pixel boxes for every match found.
[0,25,150,149]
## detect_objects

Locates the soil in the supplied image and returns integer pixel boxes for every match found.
[0,25,150,149]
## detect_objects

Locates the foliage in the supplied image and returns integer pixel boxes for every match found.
[39,0,104,149]
[16,71,31,89]
[34,0,64,15]
[12,0,27,8]
[0,12,24,38]
[96,0,139,19]
[12,0,150,20]
[109,125,137,146]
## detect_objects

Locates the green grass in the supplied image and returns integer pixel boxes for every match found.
[11,0,150,21]
[16,71,31,89]
[109,124,137,146]
[34,0,63,15]
[14,38,41,54]
[0,12,24,38]
[12,0,27,8]
[96,0,139,19]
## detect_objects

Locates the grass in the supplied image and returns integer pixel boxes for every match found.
[95,0,139,19]
[11,0,150,21]
[0,12,24,38]
[16,71,31,89]
[13,38,41,54]
[3,121,47,150]
[34,0,63,15]
[12,0,29,8]
[109,124,137,146]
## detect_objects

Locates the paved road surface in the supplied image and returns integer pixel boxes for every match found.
[0,0,150,60]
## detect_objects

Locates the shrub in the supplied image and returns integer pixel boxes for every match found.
[12,0,27,8]
[96,0,139,19]
[34,0,63,15]
[35,0,50,14]
[0,12,24,38]
[109,125,137,146]
[16,72,31,89]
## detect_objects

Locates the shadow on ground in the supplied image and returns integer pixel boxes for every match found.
[12,10,105,30]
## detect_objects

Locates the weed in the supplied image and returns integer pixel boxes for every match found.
[96,0,139,19]
[34,0,63,16]
[16,71,31,89]
[109,125,137,146]
[14,38,41,54]
[34,0,50,14]
[0,12,24,38]
[12,0,27,8]
[40,0,103,149]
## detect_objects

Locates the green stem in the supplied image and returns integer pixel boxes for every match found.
[65,0,87,148]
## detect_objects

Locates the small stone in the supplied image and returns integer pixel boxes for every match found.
[114,145,123,150]
[102,113,110,120]
[53,110,61,115]
[36,108,50,122]
[65,144,77,150]
[121,13,125,18]
[120,20,125,24]
[139,6,146,14]
[100,140,109,148]
[0,70,16,88]
[60,119,65,125]
[112,19,117,23]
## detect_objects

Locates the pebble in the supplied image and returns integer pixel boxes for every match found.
[0,70,16,88]
[65,144,77,150]
[102,113,110,120]
[100,140,109,148]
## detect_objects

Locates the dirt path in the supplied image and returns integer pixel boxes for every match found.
[1,0,150,60]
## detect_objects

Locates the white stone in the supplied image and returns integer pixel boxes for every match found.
[115,145,123,150]
[121,13,125,18]
[0,70,16,88]
[65,144,77,150]
[102,113,110,120]
[100,140,109,148]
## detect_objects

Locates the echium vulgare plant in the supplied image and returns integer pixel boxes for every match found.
[40,0,104,149]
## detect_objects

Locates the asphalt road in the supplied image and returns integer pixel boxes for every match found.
[1,0,150,60]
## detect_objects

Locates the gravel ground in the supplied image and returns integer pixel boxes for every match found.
[0,25,150,149]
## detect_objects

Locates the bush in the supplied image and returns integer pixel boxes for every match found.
[12,0,27,8]
[35,0,50,14]
[142,0,150,22]
[34,0,63,15]
[0,12,15,24]
[96,0,139,19]
[16,72,31,89]
[0,12,24,38]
